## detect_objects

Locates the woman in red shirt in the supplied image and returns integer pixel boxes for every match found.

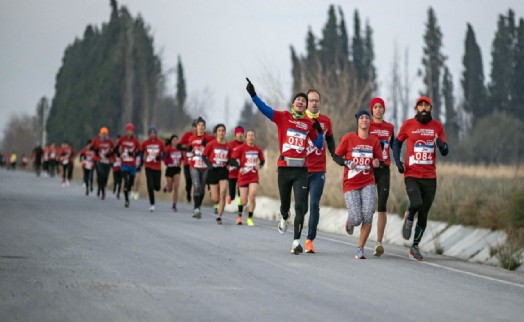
[333,110,382,259]
[231,130,265,227]
[203,124,232,224]
[164,134,184,212]
[142,126,165,212]
[79,139,96,196]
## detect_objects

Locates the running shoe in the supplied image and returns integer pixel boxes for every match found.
[149,205,155,212]
[236,216,243,225]
[278,217,288,235]
[125,200,130,208]
[355,247,366,259]
[374,243,384,257]
[172,203,177,212]
[193,208,202,219]
[402,211,414,240]
[246,217,254,226]
[226,195,232,205]
[216,217,223,225]
[345,219,354,235]
[290,240,303,255]
[305,239,316,254]
[409,245,424,261]
[133,192,139,201]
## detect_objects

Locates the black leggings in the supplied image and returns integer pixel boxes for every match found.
[183,165,192,195]
[123,170,136,202]
[97,163,111,195]
[405,177,437,246]
[146,168,162,205]
[62,163,72,181]
[83,168,94,190]
[373,166,390,212]
[228,178,238,199]
[277,167,308,240]
[113,170,122,195]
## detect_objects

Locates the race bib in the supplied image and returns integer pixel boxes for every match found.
[347,148,373,178]
[283,129,307,153]
[409,140,435,166]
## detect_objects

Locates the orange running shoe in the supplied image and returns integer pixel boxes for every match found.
[236,216,243,225]
[305,239,316,253]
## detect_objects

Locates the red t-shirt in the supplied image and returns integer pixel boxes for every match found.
[111,155,121,171]
[335,132,382,192]
[369,120,395,167]
[231,143,265,186]
[396,118,446,179]
[58,146,75,165]
[228,140,244,179]
[164,145,184,168]
[142,138,165,171]
[48,146,58,160]
[80,147,96,170]
[117,136,142,167]
[271,110,318,167]
[92,137,115,164]
[179,131,194,164]
[42,147,49,161]
[188,133,215,169]
[305,114,333,173]
[203,140,232,167]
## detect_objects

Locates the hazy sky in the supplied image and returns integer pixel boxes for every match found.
[1,0,523,140]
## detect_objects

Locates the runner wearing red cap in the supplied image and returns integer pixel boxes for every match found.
[142,126,165,212]
[177,119,198,202]
[58,141,75,187]
[246,78,324,255]
[393,96,449,261]
[203,124,233,224]
[227,126,245,223]
[116,123,142,208]
[164,135,184,212]
[231,130,265,226]
[333,110,383,259]
[92,127,115,200]
[303,89,336,254]
[368,97,395,257]
[80,139,96,195]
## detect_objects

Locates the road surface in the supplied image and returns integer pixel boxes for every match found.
[1,170,523,321]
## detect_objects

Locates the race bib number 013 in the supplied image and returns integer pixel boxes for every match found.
[283,129,307,153]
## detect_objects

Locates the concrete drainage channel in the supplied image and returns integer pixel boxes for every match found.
[225,196,523,272]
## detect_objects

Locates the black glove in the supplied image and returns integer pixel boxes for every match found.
[395,160,405,174]
[312,118,323,133]
[201,138,207,147]
[155,155,161,161]
[246,78,257,98]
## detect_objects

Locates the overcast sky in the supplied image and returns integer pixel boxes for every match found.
[1,0,523,140]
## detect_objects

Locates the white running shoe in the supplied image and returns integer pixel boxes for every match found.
[278,217,288,235]
[290,239,303,255]
[192,208,202,219]
[149,205,155,212]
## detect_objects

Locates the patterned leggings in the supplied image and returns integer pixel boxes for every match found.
[344,184,376,226]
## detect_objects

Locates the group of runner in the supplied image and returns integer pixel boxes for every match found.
[246,78,448,260]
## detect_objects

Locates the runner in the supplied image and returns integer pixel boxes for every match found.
[368,97,395,257]
[142,126,165,212]
[392,96,449,261]
[32,143,43,177]
[180,117,214,219]
[246,78,324,254]
[227,126,246,222]
[303,89,336,253]
[203,124,232,225]
[21,154,29,169]
[58,141,75,186]
[42,145,50,176]
[177,119,198,202]
[111,138,123,200]
[48,143,58,177]
[9,152,17,170]
[116,123,142,208]
[164,134,184,212]
[79,139,96,195]
[333,110,382,259]
[92,127,115,200]
[231,130,265,227]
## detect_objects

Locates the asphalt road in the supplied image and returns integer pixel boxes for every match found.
[1,170,523,322]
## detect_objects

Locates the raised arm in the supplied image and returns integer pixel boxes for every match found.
[246,78,274,120]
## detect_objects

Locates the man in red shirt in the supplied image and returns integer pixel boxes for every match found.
[246,78,324,255]
[92,127,115,200]
[116,123,142,208]
[303,89,335,253]
[142,126,165,212]
[333,110,382,259]
[368,97,395,257]
[393,96,449,261]
[227,126,245,223]
[178,119,197,202]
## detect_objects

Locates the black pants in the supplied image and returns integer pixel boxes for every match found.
[97,163,111,196]
[373,166,391,212]
[48,160,57,177]
[146,168,162,205]
[34,162,42,177]
[62,163,72,181]
[122,167,136,202]
[113,170,122,196]
[183,164,192,196]
[277,167,308,240]
[83,168,94,192]
[228,178,238,199]
[405,177,437,246]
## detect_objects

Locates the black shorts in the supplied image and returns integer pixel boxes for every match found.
[165,166,181,177]
[373,166,390,212]
[207,167,229,185]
